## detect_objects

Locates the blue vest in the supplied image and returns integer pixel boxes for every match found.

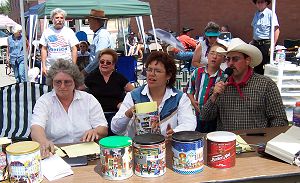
[131,85,183,121]
[8,34,24,65]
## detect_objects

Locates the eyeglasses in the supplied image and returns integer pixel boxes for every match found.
[145,68,165,75]
[225,56,242,63]
[99,60,113,65]
[209,51,223,57]
[53,80,74,87]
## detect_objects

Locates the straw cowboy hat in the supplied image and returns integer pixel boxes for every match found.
[217,38,262,68]
[252,0,271,5]
[88,9,107,19]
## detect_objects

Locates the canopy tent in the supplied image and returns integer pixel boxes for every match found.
[24,0,158,82]
[37,0,151,18]
[0,15,18,29]
[24,3,44,18]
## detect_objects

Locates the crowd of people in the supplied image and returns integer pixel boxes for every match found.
[3,0,289,158]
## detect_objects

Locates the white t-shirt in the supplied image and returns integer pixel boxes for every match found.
[40,26,79,70]
[30,90,107,144]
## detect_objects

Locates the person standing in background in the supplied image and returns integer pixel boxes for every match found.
[40,8,79,77]
[81,9,112,77]
[251,0,280,74]
[6,25,27,83]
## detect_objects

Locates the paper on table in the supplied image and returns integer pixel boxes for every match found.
[236,135,252,152]
[61,142,99,158]
[0,137,11,145]
[54,145,67,157]
[41,154,73,181]
[135,101,157,114]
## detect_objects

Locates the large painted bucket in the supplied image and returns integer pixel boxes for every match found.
[133,133,166,177]
[172,131,204,175]
[99,136,133,180]
[207,131,236,168]
[6,141,43,183]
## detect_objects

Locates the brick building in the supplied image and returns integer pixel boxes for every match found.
[8,0,300,45]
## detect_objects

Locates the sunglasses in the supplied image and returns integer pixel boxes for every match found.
[225,56,242,63]
[53,80,73,87]
[99,60,113,65]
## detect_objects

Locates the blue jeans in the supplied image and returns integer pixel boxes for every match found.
[175,51,194,71]
[12,59,26,83]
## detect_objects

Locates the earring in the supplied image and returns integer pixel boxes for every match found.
[166,79,169,84]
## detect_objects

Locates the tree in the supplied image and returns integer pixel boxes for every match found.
[0,0,10,15]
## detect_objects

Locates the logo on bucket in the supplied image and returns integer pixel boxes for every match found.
[207,131,236,168]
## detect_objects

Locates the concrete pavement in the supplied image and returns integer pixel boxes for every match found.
[0,63,16,87]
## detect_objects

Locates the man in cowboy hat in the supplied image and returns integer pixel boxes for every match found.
[201,38,288,131]
[175,27,197,71]
[40,8,79,78]
[251,0,280,75]
[81,9,112,76]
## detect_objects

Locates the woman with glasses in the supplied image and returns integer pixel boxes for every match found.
[191,21,221,70]
[30,60,108,158]
[84,48,134,136]
[111,51,196,138]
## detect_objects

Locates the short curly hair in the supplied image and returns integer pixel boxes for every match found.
[46,59,84,88]
[98,48,118,64]
[204,21,220,33]
[145,51,177,88]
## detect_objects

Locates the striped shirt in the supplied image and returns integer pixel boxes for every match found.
[186,67,223,116]
[201,73,288,131]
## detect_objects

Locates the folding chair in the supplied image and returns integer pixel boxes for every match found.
[0,82,52,139]
[148,42,163,52]
[175,71,190,92]
[116,56,138,87]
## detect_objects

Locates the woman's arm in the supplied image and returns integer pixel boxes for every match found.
[31,125,54,158]
[111,92,135,135]
[192,43,205,68]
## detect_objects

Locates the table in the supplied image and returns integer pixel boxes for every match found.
[27,127,300,182]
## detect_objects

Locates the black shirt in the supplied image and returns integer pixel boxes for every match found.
[85,70,129,112]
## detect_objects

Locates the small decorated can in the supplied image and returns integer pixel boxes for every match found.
[0,138,12,181]
[133,134,166,177]
[6,141,43,183]
[207,131,236,168]
[172,131,204,175]
[99,136,133,180]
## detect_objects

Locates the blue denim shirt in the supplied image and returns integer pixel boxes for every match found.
[84,27,112,73]
[8,34,24,65]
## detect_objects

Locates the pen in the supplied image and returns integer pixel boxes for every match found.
[239,132,266,136]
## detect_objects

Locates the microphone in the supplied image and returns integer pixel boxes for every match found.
[220,68,233,83]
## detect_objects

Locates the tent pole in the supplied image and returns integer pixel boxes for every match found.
[149,15,159,51]
[20,0,28,81]
[121,18,127,56]
[270,0,276,64]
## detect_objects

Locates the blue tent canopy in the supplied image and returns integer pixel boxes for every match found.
[24,3,44,17]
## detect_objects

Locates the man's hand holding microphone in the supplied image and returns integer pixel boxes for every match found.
[210,67,233,103]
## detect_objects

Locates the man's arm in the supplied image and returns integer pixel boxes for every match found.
[71,45,78,64]
[41,45,48,75]
[274,26,280,45]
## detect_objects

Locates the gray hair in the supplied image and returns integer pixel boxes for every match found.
[50,8,67,19]
[46,59,84,88]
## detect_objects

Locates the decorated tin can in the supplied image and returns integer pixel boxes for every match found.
[133,134,166,177]
[6,141,43,183]
[207,131,236,168]
[172,131,204,175]
[0,137,11,181]
[99,136,133,180]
